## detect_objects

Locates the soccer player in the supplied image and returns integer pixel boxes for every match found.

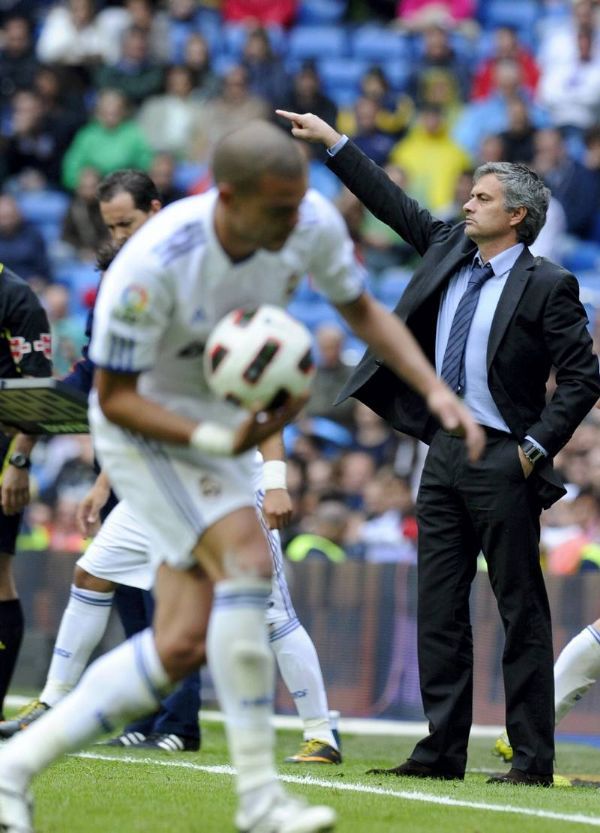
[2,177,340,762]
[1,175,203,753]
[0,264,52,721]
[494,618,600,762]
[0,120,482,833]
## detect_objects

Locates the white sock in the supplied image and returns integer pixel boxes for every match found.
[270,622,337,748]
[555,625,600,723]
[40,585,114,706]
[0,628,170,790]
[207,578,276,804]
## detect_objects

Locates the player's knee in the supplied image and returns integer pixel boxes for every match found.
[223,544,272,580]
[155,627,206,678]
[0,553,17,598]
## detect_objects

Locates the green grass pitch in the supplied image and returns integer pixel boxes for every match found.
[13,720,600,832]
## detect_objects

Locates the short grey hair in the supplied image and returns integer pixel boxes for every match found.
[473,161,550,246]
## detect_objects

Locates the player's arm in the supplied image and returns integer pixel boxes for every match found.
[76,470,112,537]
[336,292,485,462]
[259,433,291,530]
[1,281,53,514]
[96,369,308,455]
[1,433,37,515]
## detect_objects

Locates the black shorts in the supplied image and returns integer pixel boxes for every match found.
[0,432,23,554]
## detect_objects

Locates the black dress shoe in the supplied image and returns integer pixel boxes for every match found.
[487,768,553,787]
[367,758,464,780]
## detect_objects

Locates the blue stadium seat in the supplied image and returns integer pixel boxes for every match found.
[17,190,69,225]
[173,161,208,192]
[288,26,348,61]
[374,268,411,307]
[318,57,367,101]
[351,26,412,63]
[562,243,600,274]
[167,20,195,64]
[296,0,346,25]
[293,276,322,303]
[308,161,342,202]
[383,59,411,92]
[480,0,540,35]
[212,53,238,77]
[287,298,337,330]
[222,23,287,57]
[51,259,97,293]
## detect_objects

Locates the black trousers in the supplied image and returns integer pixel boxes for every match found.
[411,429,554,775]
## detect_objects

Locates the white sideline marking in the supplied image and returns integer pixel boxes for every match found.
[76,752,600,827]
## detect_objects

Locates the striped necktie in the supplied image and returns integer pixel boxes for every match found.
[440,259,494,394]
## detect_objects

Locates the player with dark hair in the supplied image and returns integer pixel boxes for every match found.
[0,264,52,720]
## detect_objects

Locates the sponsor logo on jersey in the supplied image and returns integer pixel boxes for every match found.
[34,333,52,361]
[9,336,32,363]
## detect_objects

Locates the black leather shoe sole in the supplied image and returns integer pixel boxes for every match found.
[487,769,553,787]
[367,759,464,780]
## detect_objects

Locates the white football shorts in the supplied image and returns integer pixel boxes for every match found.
[76,499,154,590]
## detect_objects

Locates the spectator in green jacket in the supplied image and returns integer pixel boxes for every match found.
[62,89,153,191]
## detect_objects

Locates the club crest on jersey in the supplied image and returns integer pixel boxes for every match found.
[114,284,150,324]
[199,475,221,497]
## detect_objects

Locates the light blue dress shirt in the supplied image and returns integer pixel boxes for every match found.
[436,244,524,433]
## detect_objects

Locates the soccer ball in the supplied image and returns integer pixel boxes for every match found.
[204,305,315,410]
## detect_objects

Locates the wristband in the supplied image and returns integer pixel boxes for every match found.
[262,460,287,491]
[190,423,235,456]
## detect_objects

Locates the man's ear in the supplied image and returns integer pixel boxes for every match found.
[510,206,527,227]
[217,182,235,205]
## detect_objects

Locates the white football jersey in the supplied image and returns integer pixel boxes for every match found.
[89,188,365,428]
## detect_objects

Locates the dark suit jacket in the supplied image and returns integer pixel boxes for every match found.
[330,141,600,508]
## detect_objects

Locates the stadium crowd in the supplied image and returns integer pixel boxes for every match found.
[2,0,600,572]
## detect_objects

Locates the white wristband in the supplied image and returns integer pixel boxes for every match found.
[262,460,287,491]
[190,423,235,456]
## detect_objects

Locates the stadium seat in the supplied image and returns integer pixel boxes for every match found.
[167,20,195,64]
[296,0,346,25]
[222,23,286,57]
[287,298,337,330]
[480,0,540,36]
[173,161,208,192]
[51,259,97,295]
[212,53,238,77]
[318,57,368,102]
[383,59,412,92]
[374,268,411,307]
[562,243,600,274]
[351,26,412,63]
[308,161,342,202]
[287,26,348,61]
[17,190,69,226]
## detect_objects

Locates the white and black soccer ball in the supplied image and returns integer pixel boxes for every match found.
[204,305,315,410]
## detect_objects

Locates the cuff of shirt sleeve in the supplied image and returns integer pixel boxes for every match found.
[326,135,349,157]
[525,435,548,457]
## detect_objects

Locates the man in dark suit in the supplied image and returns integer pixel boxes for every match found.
[277,108,600,786]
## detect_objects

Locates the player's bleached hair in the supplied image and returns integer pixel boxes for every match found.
[473,161,550,246]
[97,169,160,212]
[212,120,306,193]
